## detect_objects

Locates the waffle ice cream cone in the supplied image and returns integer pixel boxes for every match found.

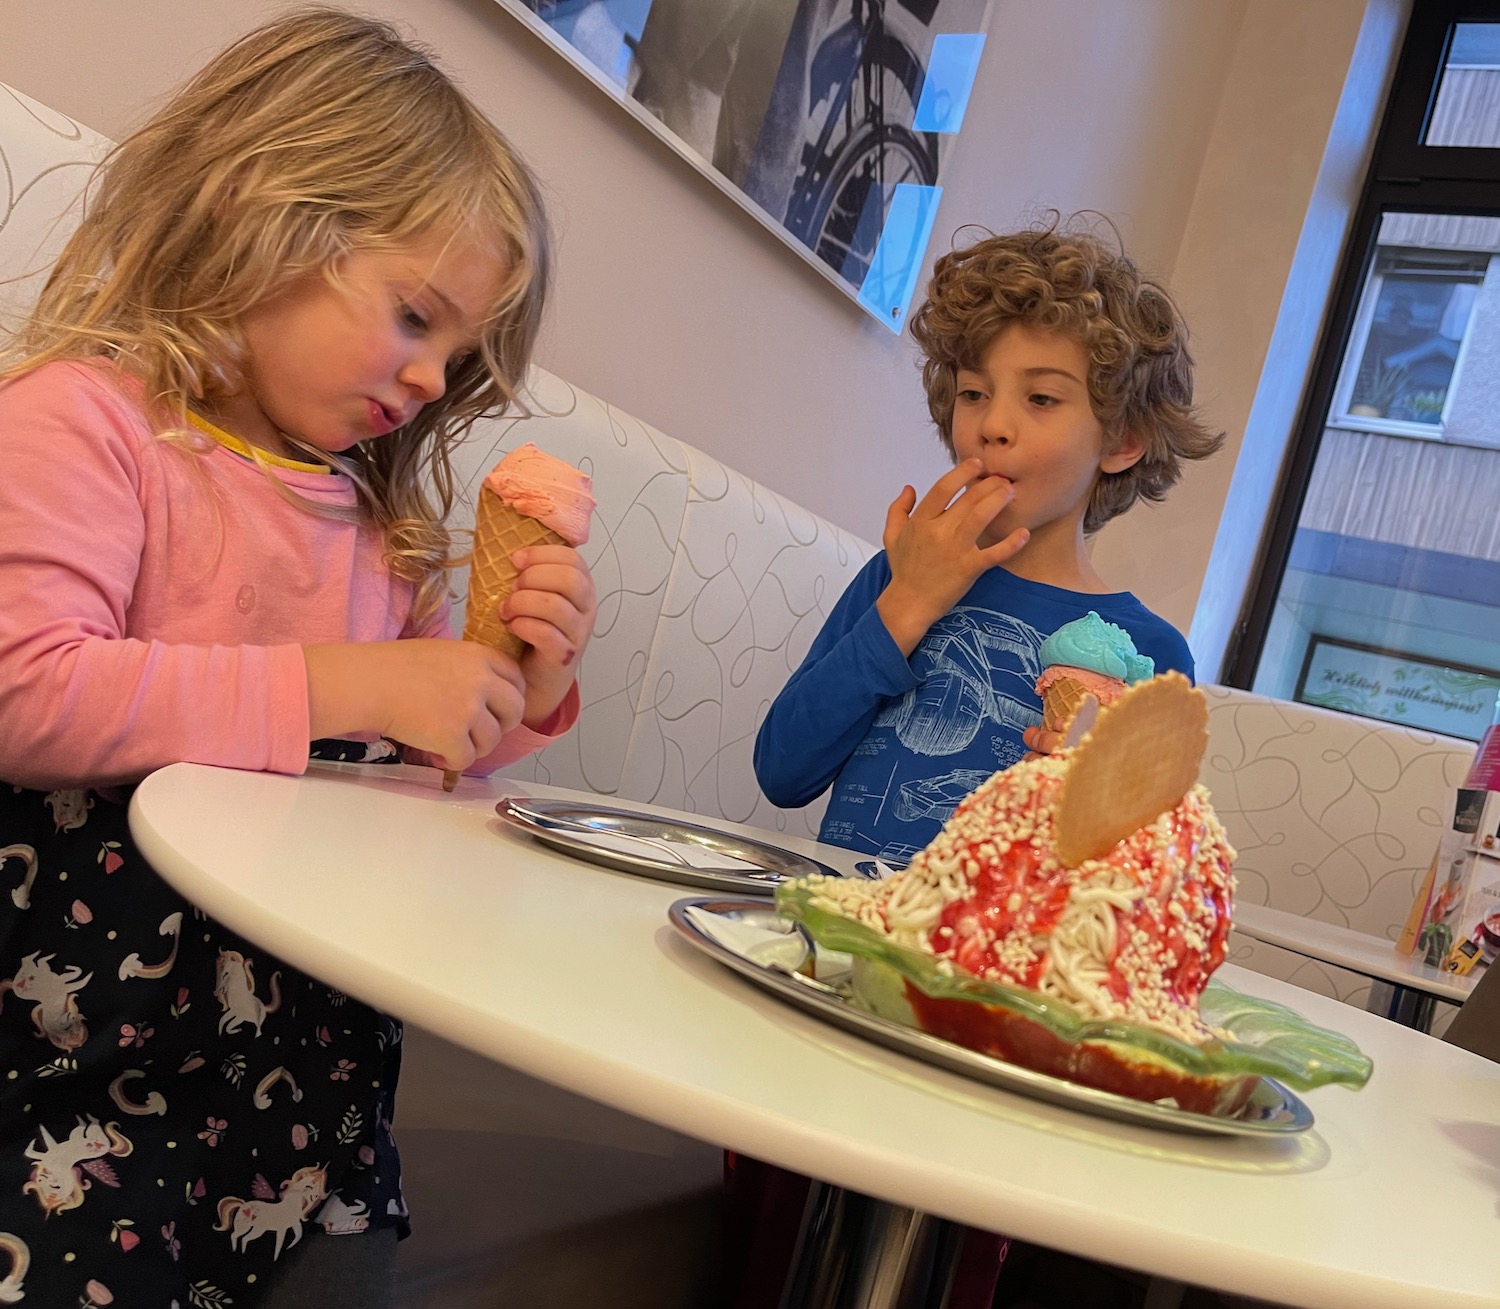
[463,486,565,660]
[1040,675,1098,733]
[442,442,595,791]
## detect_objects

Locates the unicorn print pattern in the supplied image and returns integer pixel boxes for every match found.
[0,756,407,1306]
[22,1117,133,1216]
[1,952,91,1051]
[0,1233,28,1304]
[0,846,37,911]
[214,948,281,1035]
[215,1165,330,1259]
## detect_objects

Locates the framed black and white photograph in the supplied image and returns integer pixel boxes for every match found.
[498,0,994,331]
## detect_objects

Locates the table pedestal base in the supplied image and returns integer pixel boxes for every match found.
[1142,1276,1186,1309]
[1368,979,1439,1031]
[782,1183,962,1309]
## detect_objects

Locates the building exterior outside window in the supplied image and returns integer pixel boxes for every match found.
[1241,13,1500,742]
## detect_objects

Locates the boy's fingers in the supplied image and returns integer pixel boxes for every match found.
[1022,723,1064,755]
[978,527,1030,567]
[947,477,1014,548]
[914,459,983,517]
[959,475,1013,521]
[882,485,917,550]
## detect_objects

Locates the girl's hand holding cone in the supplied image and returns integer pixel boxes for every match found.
[502,542,598,725]
[438,542,596,788]
[442,443,597,790]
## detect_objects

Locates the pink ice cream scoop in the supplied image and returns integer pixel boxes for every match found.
[1034,665,1134,701]
[483,442,595,546]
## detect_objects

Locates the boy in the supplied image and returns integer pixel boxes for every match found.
[754,222,1223,862]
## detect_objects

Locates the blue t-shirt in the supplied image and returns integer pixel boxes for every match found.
[753,554,1193,862]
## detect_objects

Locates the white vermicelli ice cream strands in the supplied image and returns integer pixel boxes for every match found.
[938,866,970,902]
[1040,900,1115,1000]
[884,877,948,938]
[1039,943,1114,1020]
[804,849,978,955]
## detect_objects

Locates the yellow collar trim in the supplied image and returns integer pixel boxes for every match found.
[185,411,332,475]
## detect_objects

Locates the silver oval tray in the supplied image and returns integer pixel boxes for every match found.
[496,798,851,893]
[669,897,1314,1137]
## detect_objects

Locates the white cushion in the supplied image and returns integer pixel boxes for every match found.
[451,371,877,837]
[615,442,875,837]
[1201,683,1474,1008]
[0,84,109,331]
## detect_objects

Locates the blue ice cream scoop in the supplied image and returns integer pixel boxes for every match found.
[1038,612,1154,684]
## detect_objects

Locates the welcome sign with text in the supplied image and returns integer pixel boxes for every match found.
[1295,636,1500,741]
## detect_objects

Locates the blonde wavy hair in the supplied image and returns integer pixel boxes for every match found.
[909,218,1222,534]
[0,8,550,625]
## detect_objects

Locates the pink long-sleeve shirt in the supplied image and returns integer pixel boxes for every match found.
[0,359,574,790]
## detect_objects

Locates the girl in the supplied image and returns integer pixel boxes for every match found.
[0,10,596,1306]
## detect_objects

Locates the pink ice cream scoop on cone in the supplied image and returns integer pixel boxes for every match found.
[1036,665,1131,732]
[443,442,595,791]
[1034,612,1154,737]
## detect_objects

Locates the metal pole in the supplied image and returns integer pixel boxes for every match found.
[782,1187,963,1309]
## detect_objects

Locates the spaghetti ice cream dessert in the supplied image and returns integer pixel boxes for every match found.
[1034,611,1154,737]
[443,442,595,790]
[780,674,1255,1112]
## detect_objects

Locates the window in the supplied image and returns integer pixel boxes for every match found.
[1231,2,1500,742]
[1427,21,1500,147]
[1334,241,1486,436]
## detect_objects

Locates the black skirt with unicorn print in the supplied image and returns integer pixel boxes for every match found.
[0,756,406,1307]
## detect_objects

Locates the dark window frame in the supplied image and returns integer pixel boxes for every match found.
[1226,0,1500,687]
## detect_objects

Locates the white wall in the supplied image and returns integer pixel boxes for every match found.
[0,0,1402,676]
[1179,0,1409,671]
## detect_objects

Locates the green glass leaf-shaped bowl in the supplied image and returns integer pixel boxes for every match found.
[776,885,1374,1117]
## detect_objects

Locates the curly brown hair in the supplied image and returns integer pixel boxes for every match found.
[908,220,1223,534]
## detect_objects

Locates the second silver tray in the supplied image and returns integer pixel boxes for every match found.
[669,896,1314,1137]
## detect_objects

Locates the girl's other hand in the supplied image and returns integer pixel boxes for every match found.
[501,544,598,726]
[304,639,525,774]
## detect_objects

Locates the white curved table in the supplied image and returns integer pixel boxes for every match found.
[129,761,1500,1309]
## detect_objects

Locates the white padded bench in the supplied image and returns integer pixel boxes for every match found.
[1199,684,1475,1029]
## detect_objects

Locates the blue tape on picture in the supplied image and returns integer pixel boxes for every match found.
[859,183,943,332]
[914,33,986,134]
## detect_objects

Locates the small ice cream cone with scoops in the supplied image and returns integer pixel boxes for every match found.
[444,442,594,790]
[1034,611,1155,744]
